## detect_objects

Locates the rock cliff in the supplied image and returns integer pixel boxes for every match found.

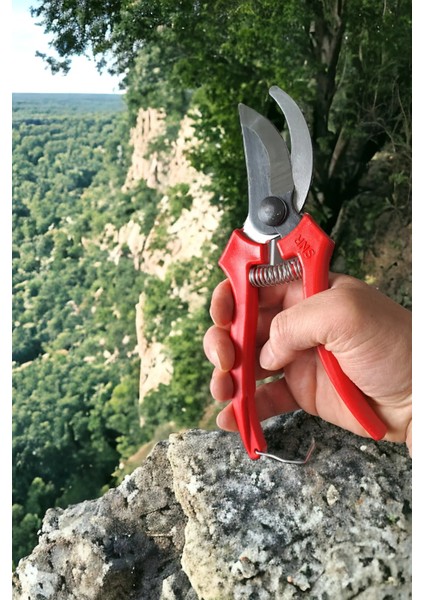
[13,412,411,599]
[107,107,223,406]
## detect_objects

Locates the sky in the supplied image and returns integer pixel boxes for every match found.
[10,0,125,94]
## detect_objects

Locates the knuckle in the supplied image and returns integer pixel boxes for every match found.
[270,310,291,347]
[334,284,365,320]
[325,284,366,342]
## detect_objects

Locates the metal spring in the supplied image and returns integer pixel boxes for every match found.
[249,257,303,287]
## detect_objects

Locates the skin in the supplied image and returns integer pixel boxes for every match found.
[203,274,412,456]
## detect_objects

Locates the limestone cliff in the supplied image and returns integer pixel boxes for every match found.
[105,107,222,406]
[12,412,412,599]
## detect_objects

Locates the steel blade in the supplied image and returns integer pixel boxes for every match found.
[239,103,294,241]
[269,86,313,212]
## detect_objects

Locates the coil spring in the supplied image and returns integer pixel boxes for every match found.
[249,257,303,287]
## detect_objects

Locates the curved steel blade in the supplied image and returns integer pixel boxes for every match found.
[239,103,294,242]
[269,86,313,212]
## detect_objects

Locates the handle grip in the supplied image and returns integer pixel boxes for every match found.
[218,216,387,460]
[277,214,387,440]
[218,229,268,459]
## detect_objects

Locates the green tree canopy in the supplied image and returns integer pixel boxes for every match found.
[31,0,411,231]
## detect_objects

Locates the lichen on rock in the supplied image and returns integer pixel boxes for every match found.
[13,412,411,599]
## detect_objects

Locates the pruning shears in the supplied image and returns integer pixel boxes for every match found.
[219,86,387,460]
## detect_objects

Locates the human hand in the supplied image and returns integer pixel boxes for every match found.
[203,274,412,456]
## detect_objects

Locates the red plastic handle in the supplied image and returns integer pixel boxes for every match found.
[277,214,387,440]
[219,229,268,458]
[219,216,387,460]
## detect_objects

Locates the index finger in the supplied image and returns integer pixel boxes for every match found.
[258,277,303,310]
[258,271,349,310]
[210,274,303,328]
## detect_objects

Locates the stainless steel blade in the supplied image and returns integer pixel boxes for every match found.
[269,86,313,212]
[239,103,294,242]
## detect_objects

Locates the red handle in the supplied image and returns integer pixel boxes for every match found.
[219,229,268,459]
[218,216,387,460]
[277,214,387,440]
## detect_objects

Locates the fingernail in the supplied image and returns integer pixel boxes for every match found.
[216,411,225,429]
[211,348,223,370]
[260,342,274,369]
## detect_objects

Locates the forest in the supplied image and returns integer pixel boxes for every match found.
[12,93,141,565]
[13,0,411,569]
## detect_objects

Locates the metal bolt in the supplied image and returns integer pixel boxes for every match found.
[258,196,288,227]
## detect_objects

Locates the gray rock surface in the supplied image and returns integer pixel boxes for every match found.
[13,412,411,599]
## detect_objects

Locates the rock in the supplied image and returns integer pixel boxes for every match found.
[118,107,223,406]
[13,412,411,599]
[12,441,192,600]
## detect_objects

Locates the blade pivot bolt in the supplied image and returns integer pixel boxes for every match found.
[259,196,288,227]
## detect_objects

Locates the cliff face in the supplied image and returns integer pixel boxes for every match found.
[12,412,412,599]
[110,107,223,405]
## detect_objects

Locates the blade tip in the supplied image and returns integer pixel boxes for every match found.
[269,85,285,98]
[238,103,259,125]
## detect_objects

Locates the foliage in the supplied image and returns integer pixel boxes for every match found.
[12,94,149,567]
[32,0,411,235]
[140,310,213,437]
[167,184,193,221]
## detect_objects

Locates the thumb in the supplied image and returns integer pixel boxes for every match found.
[259,286,355,371]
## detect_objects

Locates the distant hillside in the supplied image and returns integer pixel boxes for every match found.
[12,90,223,570]
[12,92,142,568]
[12,93,125,116]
